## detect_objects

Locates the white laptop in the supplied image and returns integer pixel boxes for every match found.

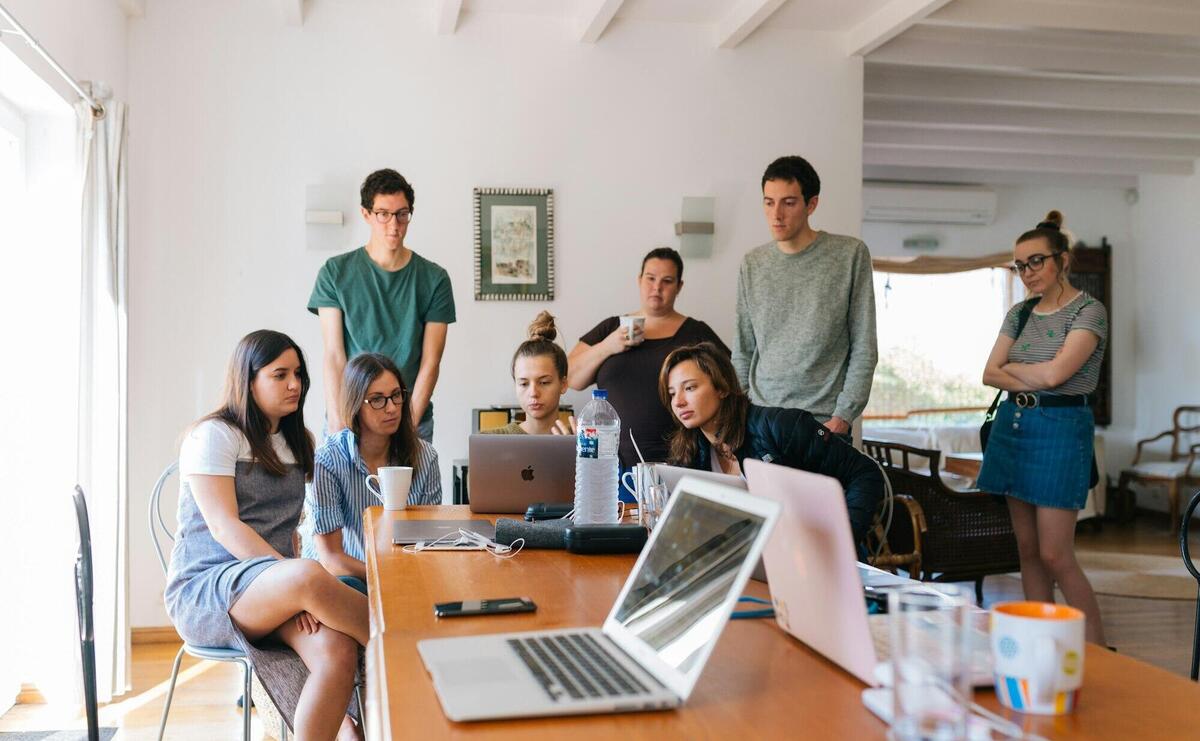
[417,477,781,721]
[742,459,993,688]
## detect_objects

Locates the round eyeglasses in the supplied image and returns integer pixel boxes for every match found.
[364,390,404,410]
[371,209,413,224]
[1010,252,1059,275]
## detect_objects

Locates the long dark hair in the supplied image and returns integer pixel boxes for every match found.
[201,329,315,478]
[658,342,749,466]
[340,353,421,467]
[511,311,568,378]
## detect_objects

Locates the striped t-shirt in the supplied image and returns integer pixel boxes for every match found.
[301,427,442,561]
[1001,291,1107,396]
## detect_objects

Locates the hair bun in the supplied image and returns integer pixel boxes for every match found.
[527,310,558,343]
[1037,209,1064,231]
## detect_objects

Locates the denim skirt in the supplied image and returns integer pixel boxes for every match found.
[977,400,1093,510]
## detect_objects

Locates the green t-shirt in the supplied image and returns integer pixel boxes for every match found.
[308,247,456,425]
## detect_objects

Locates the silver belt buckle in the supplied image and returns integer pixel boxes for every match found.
[1015,392,1039,408]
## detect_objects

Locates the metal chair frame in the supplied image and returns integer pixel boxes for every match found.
[1181,490,1200,681]
[151,461,365,739]
[72,486,100,741]
[150,461,278,741]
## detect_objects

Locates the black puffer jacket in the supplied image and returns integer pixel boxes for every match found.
[690,404,884,547]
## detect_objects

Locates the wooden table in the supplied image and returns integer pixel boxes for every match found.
[364,506,1200,739]
[944,451,984,480]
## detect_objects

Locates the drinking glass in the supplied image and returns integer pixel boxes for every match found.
[887,585,972,741]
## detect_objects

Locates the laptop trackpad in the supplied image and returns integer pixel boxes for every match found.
[434,656,520,684]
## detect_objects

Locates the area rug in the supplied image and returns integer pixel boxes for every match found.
[0,731,117,740]
[1074,550,1197,600]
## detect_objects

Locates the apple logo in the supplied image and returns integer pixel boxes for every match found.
[521,466,535,482]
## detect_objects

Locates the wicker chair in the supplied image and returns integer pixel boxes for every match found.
[863,439,1020,604]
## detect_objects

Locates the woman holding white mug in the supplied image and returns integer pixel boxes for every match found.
[303,353,441,587]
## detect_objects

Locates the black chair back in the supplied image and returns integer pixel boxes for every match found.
[72,485,100,741]
[1181,490,1200,681]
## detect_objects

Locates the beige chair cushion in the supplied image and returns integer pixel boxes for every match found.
[1125,461,1197,479]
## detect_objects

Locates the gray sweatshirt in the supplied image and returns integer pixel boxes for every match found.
[732,232,878,422]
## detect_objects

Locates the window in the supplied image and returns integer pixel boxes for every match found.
[865,266,1023,425]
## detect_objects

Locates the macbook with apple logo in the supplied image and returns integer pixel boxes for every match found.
[468,434,576,513]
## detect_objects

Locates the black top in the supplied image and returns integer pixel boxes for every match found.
[580,316,730,468]
[690,404,884,548]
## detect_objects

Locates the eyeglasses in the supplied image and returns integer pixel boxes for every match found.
[1010,252,1059,275]
[371,209,413,224]
[364,390,405,410]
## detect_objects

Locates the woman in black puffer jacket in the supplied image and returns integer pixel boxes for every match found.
[658,342,884,549]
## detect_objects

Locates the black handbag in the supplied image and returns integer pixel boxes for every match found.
[980,298,1037,451]
[980,298,1101,489]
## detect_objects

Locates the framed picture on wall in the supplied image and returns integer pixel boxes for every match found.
[473,187,555,301]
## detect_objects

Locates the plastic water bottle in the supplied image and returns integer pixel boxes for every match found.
[574,389,620,524]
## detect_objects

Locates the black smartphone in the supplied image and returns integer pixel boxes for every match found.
[433,597,537,618]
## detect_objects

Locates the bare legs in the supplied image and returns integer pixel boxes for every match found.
[1006,497,1106,644]
[229,559,369,740]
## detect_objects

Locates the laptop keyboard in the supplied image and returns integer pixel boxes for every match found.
[507,633,653,703]
[868,614,993,676]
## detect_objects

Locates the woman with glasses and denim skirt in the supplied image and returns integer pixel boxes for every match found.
[302,353,442,592]
[980,210,1108,644]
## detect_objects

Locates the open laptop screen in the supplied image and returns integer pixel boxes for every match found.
[612,492,766,674]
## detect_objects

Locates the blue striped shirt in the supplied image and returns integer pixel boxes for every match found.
[301,427,442,561]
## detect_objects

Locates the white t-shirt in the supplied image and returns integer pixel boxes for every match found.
[179,419,297,478]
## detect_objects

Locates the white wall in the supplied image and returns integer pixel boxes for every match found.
[861,185,1138,469]
[1131,169,1200,512]
[126,1,865,626]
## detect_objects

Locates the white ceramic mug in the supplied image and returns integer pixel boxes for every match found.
[990,601,1085,715]
[366,466,413,511]
[619,315,646,343]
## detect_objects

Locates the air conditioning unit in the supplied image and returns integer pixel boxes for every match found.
[863,183,997,225]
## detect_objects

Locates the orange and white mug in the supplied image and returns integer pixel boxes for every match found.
[990,601,1085,715]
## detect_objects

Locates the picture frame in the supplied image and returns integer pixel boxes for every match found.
[473,187,555,301]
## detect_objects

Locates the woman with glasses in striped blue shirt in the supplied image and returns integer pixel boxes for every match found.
[303,353,442,590]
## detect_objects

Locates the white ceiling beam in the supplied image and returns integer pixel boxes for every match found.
[278,0,304,26]
[871,26,1200,83]
[864,145,1195,176]
[924,0,1200,39]
[845,0,953,57]
[865,100,1200,140]
[864,164,1139,189]
[577,0,624,44]
[864,125,1200,160]
[865,64,1200,116]
[117,0,145,18]
[715,0,788,50]
[436,0,463,35]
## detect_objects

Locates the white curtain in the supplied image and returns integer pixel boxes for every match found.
[75,87,129,702]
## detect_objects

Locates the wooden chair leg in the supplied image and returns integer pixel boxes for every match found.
[1168,480,1181,534]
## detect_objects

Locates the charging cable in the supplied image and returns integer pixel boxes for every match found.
[402,528,525,559]
[731,595,774,620]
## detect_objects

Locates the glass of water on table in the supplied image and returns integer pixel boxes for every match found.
[887,584,972,741]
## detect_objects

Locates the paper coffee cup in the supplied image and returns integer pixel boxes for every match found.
[366,466,413,511]
[990,601,1085,715]
[619,315,646,342]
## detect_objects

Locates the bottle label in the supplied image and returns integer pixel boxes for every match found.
[577,427,599,459]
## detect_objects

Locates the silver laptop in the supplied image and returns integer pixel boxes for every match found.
[417,477,781,721]
[392,519,496,547]
[655,463,746,493]
[742,459,993,688]
[468,434,575,513]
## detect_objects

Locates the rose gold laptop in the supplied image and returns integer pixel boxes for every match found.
[743,459,993,687]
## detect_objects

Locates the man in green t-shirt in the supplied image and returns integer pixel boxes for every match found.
[308,169,456,442]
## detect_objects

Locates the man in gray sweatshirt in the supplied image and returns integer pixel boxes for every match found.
[732,156,878,436]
